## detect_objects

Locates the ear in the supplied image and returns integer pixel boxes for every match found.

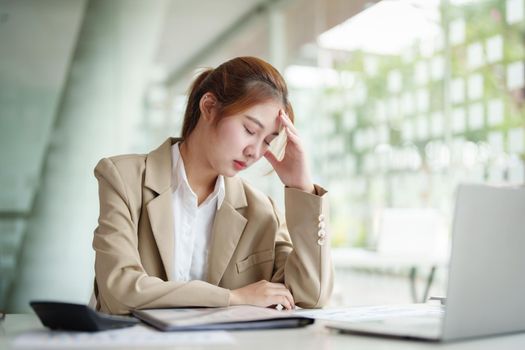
[199,93,218,122]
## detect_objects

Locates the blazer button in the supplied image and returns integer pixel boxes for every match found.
[318,229,326,238]
[317,238,325,246]
[318,214,325,221]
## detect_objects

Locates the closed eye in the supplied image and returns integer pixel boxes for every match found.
[244,126,255,135]
[245,124,273,146]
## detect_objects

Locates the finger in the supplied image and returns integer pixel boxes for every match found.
[279,111,298,135]
[282,290,295,309]
[264,150,279,168]
[262,282,295,303]
[284,126,301,145]
[279,112,296,134]
[276,295,292,310]
[278,293,295,310]
[268,288,295,309]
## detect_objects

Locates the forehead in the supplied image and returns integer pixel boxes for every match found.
[242,100,283,129]
[245,99,282,117]
[218,99,284,134]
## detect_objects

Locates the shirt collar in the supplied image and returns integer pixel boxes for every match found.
[171,142,225,209]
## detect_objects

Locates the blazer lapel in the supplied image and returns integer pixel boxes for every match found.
[145,137,178,280]
[147,191,175,280]
[207,177,248,285]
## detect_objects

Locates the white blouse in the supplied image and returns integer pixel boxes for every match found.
[170,143,225,282]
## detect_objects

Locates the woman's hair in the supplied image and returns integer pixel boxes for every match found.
[181,56,294,140]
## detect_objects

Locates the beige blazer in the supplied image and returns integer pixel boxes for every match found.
[93,137,333,315]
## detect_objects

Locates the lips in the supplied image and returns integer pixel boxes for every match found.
[233,160,247,170]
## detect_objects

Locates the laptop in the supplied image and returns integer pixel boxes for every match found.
[327,184,525,342]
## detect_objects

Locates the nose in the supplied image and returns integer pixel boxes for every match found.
[244,142,264,160]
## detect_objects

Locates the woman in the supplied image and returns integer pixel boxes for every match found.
[92,56,333,315]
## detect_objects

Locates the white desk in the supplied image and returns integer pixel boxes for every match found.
[2,314,525,349]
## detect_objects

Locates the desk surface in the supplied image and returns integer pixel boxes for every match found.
[2,314,525,350]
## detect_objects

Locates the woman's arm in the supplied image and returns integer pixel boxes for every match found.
[93,158,230,315]
[263,110,334,307]
[269,186,334,308]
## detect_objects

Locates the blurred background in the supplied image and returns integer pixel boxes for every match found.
[0,0,524,313]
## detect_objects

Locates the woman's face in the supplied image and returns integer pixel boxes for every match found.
[206,99,282,177]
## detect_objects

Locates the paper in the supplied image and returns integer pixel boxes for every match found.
[11,324,234,348]
[295,304,444,323]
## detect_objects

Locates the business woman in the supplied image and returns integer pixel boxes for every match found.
[92,56,333,315]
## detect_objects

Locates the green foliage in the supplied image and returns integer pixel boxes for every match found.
[314,0,525,248]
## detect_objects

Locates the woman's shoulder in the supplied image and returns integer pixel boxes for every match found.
[95,138,175,175]
[93,154,148,188]
[95,153,147,173]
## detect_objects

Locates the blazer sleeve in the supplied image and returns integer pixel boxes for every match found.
[270,185,334,308]
[93,158,230,315]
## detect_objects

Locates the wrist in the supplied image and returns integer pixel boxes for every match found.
[306,184,316,194]
[292,183,315,194]
[229,289,241,305]
[284,179,314,193]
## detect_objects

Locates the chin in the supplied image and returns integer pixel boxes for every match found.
[219,161,242,177]
[222,169,238,177]
[215,164,236,177]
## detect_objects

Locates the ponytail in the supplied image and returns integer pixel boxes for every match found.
[181,68,213,140]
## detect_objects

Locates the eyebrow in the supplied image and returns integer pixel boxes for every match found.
[245,115,279,136]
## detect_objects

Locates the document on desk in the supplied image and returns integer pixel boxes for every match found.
[11,324,234,348]
[133,305,314,331]
[294,304,444,322]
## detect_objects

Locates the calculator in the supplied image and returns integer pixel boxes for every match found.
[30,301,139,332]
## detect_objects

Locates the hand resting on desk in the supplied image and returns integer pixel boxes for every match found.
[229,280,295,310]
